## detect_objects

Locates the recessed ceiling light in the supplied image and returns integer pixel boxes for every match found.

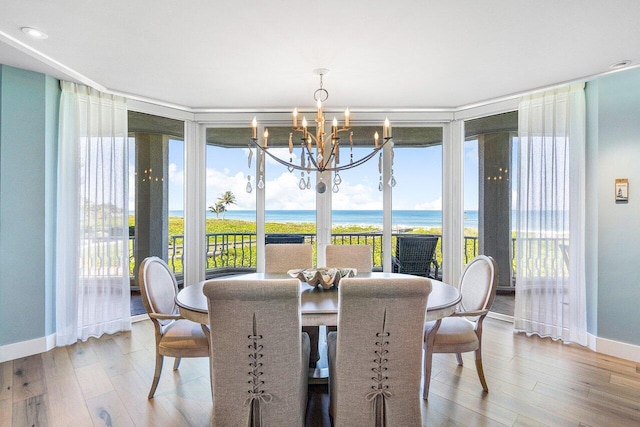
[21,27,48,39]
[609,60,631,70]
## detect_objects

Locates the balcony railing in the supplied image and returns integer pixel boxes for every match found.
[129,232,568,289]
[131,232,471,277]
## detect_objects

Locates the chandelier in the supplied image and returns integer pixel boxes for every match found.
[247,69,394,193]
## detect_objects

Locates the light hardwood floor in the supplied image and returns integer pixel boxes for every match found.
[2,318,639,426]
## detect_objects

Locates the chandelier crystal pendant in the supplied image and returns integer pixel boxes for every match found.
[248,69,394,193]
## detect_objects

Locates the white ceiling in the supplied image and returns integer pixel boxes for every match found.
[1,0,639,111]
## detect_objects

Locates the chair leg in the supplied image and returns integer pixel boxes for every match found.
[303,326,320,368]
[475,349,488,392]
[422,345,434,400]
[422,319,442,400]
[173,357,181,370]
[149,353,164,399]
[455,353,463,366]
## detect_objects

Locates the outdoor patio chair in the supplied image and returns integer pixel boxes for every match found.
[392,235,440,279]
[265,233,305,244]
[422,255,498,399]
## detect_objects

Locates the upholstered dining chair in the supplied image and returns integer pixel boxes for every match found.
[325,244,373,273]
[422,255,498,399]
[203,278,310,426]
[264,242,319,367]
[264,243,313,273]
[138,257,210,399]
[327,276,431,426]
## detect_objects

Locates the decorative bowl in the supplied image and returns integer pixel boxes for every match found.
[287,267,357,289]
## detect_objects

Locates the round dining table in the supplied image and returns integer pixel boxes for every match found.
[175,272,461,327]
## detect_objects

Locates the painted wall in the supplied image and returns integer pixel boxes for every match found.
[0,65,59,347]
[591,68,640,346]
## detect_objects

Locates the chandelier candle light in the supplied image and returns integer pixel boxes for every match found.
[247,69,394,193]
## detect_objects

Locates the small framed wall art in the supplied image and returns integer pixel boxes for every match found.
[615,178,629,202]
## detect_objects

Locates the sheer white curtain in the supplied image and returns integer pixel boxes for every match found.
[56,82,131,346]
[514,85,587,346]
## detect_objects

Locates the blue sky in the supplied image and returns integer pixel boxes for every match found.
[129,138,481,212]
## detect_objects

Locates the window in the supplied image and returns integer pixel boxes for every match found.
[464,111,518,314]
[205,128,257,275]
[128,111,184,284]
[330,126,383,267]
[391,127,444,278]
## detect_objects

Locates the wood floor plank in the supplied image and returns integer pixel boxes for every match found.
[126,349,210,398]
[177,374,212,406]
[152,394,201,427]
[11,355,46,403]
[125,347,157,381]
[130,320,157,352]
[12,393,49,427]
[498,378,590,426]
[45,373,93,427]
[0,397,12,426]
[153,390,211,427]
[493,354,608,397]
[429,376,519,426]
[421,399,467,427]
[433,369,577,427]
[66,338,100,369]
[0,360,13,402]
[76,362,114,400]
[512,414,552,427]
[110,368,181,427]
[41,346,74,379]
[533,381,640,426]
[111,328,147,355]
[424,392,509,427]
[610,371,640,390]
[85,389,135,427]
[92,337,136,377]
[586,386,640,415]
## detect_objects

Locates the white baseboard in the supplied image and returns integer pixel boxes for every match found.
[0,333,56,363]
[488,311,514,323]
[131,313,149,323]
[0,315,149,363]
[488,313,640,363]
[594,334,640,363]
[2,315,638,364]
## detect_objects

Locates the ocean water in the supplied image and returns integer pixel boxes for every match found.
[168,209,479,230]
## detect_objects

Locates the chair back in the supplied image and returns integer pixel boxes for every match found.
[330,276,431,426]
[394,235,439,276]
[203,278,308,427]
[265,234,305,244]
[325,244,373,272]
[458,255,498,312]
[264,243,313,273]
[138,257,179,319]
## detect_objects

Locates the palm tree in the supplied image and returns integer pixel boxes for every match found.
[219,191,236,219]
[208,200,226,219]
[208,191,236,219]
[220,191,236,208]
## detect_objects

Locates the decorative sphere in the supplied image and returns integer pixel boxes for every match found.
[316,181,327,193]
